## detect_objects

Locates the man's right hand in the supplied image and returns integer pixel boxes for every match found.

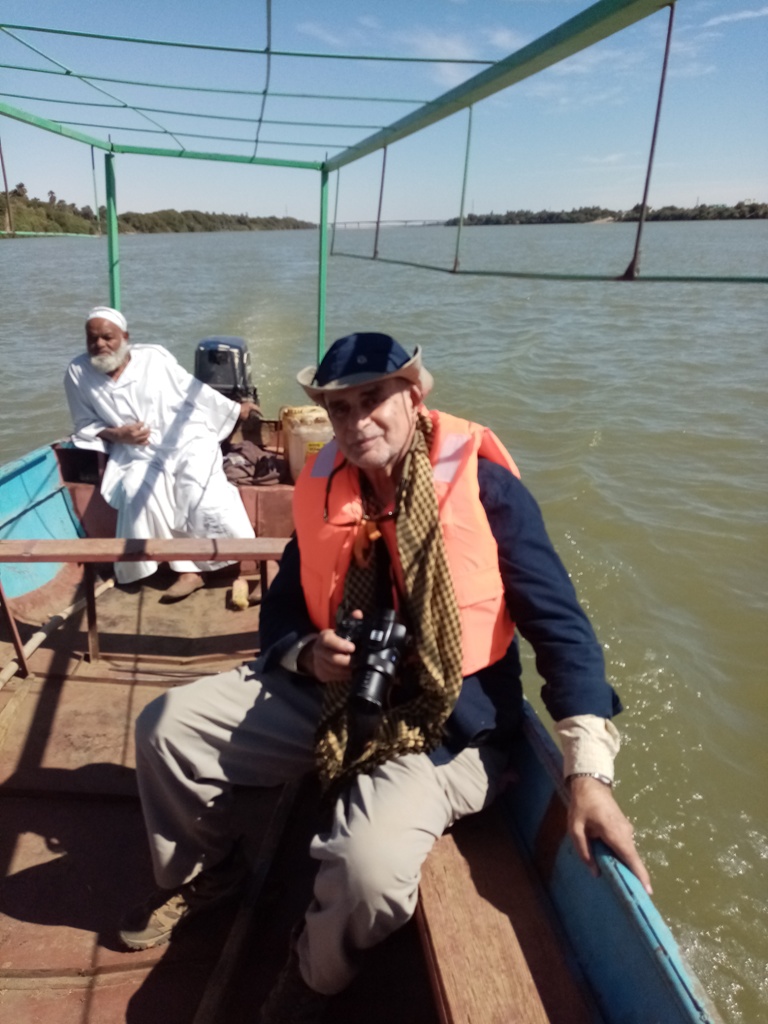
[298,628,356,683]
[99,421,151,445]
[567,775,653,894]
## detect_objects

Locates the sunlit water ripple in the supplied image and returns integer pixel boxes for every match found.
[1,221,766,1022]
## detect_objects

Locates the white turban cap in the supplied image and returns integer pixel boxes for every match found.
[86,306,128,332]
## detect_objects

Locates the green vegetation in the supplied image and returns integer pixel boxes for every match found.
[2,185,765,237]
[0,184,315,235]
[118,208,314,233]
[446,201,768,226]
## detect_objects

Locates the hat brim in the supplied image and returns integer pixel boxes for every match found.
[297,346,433,404]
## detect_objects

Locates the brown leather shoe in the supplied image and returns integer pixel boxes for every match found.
[159,572,205,602]
[119,849,249,950]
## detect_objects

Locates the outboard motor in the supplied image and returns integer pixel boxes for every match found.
[193,336,258,403]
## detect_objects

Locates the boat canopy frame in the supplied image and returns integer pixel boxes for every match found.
[1,0,764,361]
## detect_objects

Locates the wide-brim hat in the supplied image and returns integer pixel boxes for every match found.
[297,332,433,404]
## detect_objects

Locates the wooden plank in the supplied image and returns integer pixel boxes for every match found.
[0,537,288,563]
[417,806,596,1024]
[191,781,301,1024]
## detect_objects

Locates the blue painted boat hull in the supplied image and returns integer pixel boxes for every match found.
[0,443,84,601]
[0,441,722,1023]
[504,704,721,1023]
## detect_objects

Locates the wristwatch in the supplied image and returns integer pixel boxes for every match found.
[567,771,613,788]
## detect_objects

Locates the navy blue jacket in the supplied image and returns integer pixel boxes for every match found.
[260,458,621,758]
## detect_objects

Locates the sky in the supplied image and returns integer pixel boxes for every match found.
[0,0,766,223]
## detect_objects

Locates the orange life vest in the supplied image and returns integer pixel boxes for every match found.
[293,409,520,676]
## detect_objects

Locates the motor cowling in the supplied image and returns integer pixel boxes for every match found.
[194,336,258,404]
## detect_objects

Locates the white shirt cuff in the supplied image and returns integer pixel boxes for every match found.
[555,714,621,783]
[280,634,319,675]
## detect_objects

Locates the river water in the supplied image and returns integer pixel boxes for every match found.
[1,222,766,1022]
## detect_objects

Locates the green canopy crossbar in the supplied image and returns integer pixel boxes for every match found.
[54,123,364,152]
[0,100,114,151]
[108,142,322,170]
[0,65,426,104]
[0,0,677,168]
[2,25,189,149]
[0,23,495,66]
[1,93,385,131]
[325,0,667,172]
[1,0,763,335]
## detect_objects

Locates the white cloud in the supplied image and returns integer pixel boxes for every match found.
[393,29,481,88]
[669,58,717,79]
[395,29,477,62]
[296,22,346,48]
[523,78,626,112]
[483,27,527,54]
[703,6,768,28]
[550,45,646,76]
[582,153,626,166]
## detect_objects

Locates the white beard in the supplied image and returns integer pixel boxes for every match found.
[91,340,130,374]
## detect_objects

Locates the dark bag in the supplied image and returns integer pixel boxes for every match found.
[223,440,287,486]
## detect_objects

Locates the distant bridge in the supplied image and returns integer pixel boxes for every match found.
[333,219,445,229]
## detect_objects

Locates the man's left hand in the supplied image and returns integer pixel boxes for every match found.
[239,401,261,421]
[567,776,653,894]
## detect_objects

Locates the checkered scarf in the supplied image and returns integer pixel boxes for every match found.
[315,412,464,790]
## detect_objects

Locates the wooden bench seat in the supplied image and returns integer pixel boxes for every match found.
[417,804,596,1024]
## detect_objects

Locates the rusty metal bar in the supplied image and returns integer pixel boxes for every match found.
[0,537,288,563]
[373,146,387,260]
[0,577,31,677]
[83,563,100,662]
[621,2,675,279]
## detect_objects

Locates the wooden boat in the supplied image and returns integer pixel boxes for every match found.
[0,2,729,1020]
[0,424,723,1024]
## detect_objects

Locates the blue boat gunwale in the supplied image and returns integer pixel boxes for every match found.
[0,442,85,599]
[502,703,721,1024]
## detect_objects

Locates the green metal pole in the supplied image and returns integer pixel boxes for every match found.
[104,152,120,308]
[330,169,340,255]
[91,146,102,236]
[317,167,329,362]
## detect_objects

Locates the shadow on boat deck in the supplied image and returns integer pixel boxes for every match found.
[0,766,438,1023]
[0,567,439,1022]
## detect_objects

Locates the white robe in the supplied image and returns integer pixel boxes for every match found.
[64,344,255,584]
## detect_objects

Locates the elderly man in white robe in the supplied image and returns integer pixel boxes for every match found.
[65,306,259,601]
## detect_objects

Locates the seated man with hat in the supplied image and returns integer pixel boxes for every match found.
[65,306,259,600]
[120,332,651,1022]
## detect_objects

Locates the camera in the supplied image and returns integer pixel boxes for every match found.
[337,609,409,715]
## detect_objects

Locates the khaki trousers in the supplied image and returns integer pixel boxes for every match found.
[134,658,506,994]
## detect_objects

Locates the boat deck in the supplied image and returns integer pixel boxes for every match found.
[0,567,442,1024]
[0,504,607,1023]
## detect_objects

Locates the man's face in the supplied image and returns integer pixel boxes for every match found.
[86,318,129,374]
[325,377,419,477]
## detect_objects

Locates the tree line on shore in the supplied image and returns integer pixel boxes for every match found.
[2,184,766,236]
[446,201,767,225]
[0,184,314,235]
